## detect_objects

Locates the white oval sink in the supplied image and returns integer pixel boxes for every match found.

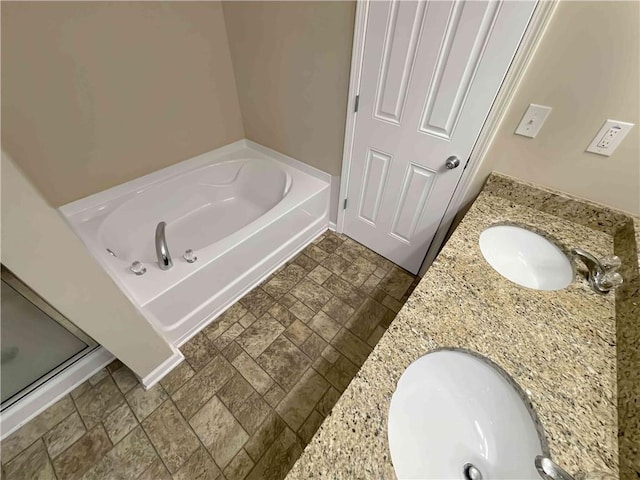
[388,350,543,479]
[479,225,573,291]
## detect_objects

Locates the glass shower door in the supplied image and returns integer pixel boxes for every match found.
[1,267,97,409]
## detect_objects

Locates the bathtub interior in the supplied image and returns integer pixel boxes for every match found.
[99,159,290,264]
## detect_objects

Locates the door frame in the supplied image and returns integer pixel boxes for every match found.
[336,0,558,276]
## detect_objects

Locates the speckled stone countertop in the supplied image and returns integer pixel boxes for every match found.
[287,174,640,480]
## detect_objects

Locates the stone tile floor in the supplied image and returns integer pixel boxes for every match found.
[1,230,418,480]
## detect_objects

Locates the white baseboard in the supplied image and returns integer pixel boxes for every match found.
[1,347,114,440]
[139,347,184,390]
[329,221,337,231]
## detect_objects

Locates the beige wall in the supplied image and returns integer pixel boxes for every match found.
[223,1,356,176]
[1,153,176,378]
[1,1,244,207]
[470,1,640,216]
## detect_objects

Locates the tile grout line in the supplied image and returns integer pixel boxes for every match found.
[47,380,117,479]
[41,432,62,480]
[197,373,243,476]
[134,401,173,479]
[70,391,91,434]
[40,394,89,479]
[120,376,173,476]
[2,396,76,470]
[288,366,331,442]
[236,407,291,480]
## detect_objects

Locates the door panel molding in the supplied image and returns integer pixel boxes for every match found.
[358,148,392,225]
[419,1,501,140]
[390,163,436,243]
[374,1,428,125]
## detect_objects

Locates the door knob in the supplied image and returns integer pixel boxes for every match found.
[445,156,461,169]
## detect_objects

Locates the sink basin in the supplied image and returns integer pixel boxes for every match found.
[388,350,543,479]
[479,225,574,291]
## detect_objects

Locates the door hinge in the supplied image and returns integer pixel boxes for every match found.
[343,198,348,210]
[354,95,360,113]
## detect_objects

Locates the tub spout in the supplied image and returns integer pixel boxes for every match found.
[155,221,173,270]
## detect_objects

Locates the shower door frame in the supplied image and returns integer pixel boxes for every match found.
[1,266,115,440]
[1,267,98,410]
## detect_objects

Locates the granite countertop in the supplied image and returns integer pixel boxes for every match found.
[287,174,640,480]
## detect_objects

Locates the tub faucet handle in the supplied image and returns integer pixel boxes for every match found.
[184,249,197,263]
[130,261,147,276]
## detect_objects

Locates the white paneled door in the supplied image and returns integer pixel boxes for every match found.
[343,0,536,274]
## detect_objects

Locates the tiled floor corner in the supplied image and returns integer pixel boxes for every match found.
[1,230,419,480]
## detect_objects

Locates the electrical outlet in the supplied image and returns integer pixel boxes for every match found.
[597,126,621,148]
[515,104,552,138]
[586,120,634,156]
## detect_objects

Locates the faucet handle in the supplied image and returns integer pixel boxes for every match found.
[599,254,621,272]
[535,456,575,480]
[571,248,623,294]
[183,249,197,263]
[130,261,147,276]
[600,271,623,290]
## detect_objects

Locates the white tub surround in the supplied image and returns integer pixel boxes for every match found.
[62,141,331,345]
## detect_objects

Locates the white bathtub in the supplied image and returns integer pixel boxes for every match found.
[62,141,330,345]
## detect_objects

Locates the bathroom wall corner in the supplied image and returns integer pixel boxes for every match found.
[222,1,356,178]
[330,175,341,227]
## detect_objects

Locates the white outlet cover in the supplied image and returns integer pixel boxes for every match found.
[586,119,635,156]
[515,104,552,138]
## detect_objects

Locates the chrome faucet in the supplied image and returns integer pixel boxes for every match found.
[155,221,173,270]
[571,248,623,294]
[535,456,575,480]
